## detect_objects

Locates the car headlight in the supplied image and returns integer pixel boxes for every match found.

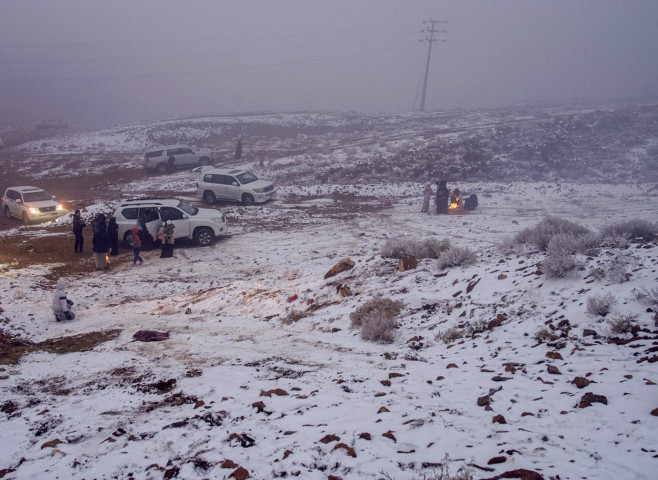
[56,204,64,211]
[212,216,226,224]
[29,207,39,214]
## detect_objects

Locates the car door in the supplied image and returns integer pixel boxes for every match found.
[176,147,194,166]
[138,207,162,240]
[159,206,190,238]
[224,175,242,202]
[11,191,23,217]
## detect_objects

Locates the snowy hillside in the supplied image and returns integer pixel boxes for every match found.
[1,178,657,480]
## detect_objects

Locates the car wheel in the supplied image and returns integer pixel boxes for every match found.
[242,193,255,206]
[156,163,168,174]
[4,206,10,219]
[203,191,216,205]
[194,227,215,247]
[199,157,211,166]
[167,156,175,173]
[122,231,132,248]
[22,212,30,225]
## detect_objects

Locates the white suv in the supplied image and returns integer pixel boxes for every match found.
[196,168,276,206]
[113,198,228,247]
[144,145,214,173]
[2,186,64,224]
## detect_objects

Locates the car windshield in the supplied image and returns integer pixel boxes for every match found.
[177,200,198,216]
[23,191,53,202]
[236,171,258,184]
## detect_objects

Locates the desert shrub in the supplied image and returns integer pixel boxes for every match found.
[360,311,397,343]
[608,314,638,334]
[605,255,634,283]
[350,296,404,329]
[586,292,617,317]
[381,237,451,259]
[534,327,559,343]
[542,252,579,278]
[435,327,465,344]
[512,217,590,251]
[408,454,474,480]
[281,309,307,325]
[600,219,657,241]
[634,286,658,307]
[437,246,477,269]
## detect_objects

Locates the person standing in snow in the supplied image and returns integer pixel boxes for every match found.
[128,227,143,265]
[421,183,434,213]
[435,180,450,214]
[160,220,175,258]
[108,216,119,256]
[72,210,86,253]
[235,139,242,159]
[91,213,110,270]
[52,278,75,322]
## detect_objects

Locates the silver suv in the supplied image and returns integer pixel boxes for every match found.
[196,168,276,206]
[2,186,64,224]
[144,145,214,173]
[113,198,228,247]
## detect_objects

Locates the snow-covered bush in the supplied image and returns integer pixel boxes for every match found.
[534,327,559,343]
[600,219,657,241]
[542,252,579,278]
[360,311,397,343]
[350,296,403,343]
[634,286,658,307]
[381,237,451,259]
[605,254,634,283]
[437,246,477,269]
[586,293,617,317]
[512,217,590,251]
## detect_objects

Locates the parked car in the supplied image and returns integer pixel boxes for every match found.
[196,168,276,206]
[2,186,64,224]
[144,145,214,173]
[113,198,228,247]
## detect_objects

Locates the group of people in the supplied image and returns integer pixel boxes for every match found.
[70,210,177,271]
[421,180,478,214]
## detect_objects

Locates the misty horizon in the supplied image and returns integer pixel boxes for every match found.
[1,0,657,129]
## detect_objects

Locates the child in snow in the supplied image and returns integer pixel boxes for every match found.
[128,227,143,265]
[52,279,75,322]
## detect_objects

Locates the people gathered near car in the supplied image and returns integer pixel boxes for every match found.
[91,213,110,270]
[72,209,86,253]
[108,216,119,256]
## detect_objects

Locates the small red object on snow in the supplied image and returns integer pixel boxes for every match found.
[287,294,298,303]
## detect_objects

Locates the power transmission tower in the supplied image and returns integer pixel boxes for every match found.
[419,19,446,112]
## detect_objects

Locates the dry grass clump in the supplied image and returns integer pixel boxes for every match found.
[350,296,404,344]
[586,292,617,317]
[281,309,308,325]
[435,320,488,344]
[407,454,474,480]
[542,251,579,278]
[608,314,638,335]
[600,219,657,241]
[437,246,477,269]
[510,216,590,251]
[381,237,451,259]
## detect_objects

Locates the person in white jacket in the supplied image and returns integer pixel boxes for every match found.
[52,279,75,322]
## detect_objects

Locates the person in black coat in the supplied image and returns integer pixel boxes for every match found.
[435,180,450,214]
[108,216,119,256]
[92,213,110,270]
[72,210,86,253]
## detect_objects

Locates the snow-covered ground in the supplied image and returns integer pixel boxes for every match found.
[1,180,657,480]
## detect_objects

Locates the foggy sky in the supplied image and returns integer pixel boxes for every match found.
[1,0,657,128]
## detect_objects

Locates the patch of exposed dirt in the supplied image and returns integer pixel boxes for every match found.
[0,329,122,365]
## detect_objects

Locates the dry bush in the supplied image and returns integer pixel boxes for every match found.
[600,219,657,241]
[512,216,590,251]
[542,252,579,278]
[381,237,451,259]
[360,311,397,343]
[634,286,658,307]
[407,454,474,480]
[605,255,634,283]
[534,327,559,343]
[608,314,638,334]
[586,292,617,317]
[281,309,307,325]
[350,296,404,329]
[437,246,477,269]
[435,327,465,344]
